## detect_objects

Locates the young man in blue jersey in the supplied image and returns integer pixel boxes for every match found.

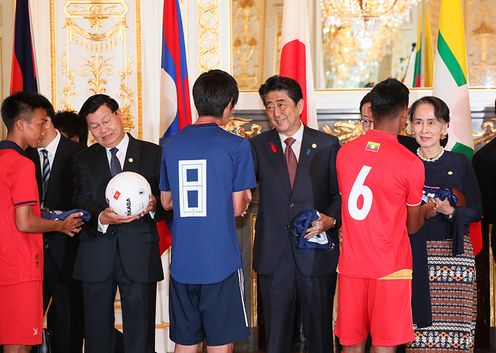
[160,69,256,353]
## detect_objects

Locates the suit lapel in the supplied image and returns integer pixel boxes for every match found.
[293,126,314,191]
[266,130,292,196]
[45,137,68,202]
[123,134,139,172]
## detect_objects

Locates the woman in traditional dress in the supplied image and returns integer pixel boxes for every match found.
[406,96,481,352]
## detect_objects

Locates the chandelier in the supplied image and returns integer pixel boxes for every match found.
[321,0,419,88]
[321,0,420,28]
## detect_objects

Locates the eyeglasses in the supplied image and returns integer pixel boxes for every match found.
[360,118,373,127]
[88,112,117,132]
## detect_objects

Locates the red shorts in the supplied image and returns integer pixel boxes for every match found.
[0,281,43,345]
[334,274,414,347]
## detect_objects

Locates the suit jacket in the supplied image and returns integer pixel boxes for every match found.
[73,134,164,283]
[473,137,496,225]
[26,135,84,275]
[250,126,341,277]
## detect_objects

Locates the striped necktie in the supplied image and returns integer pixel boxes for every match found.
[40,149,50,206]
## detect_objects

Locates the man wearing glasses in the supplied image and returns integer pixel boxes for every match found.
[73,94,164,353]
[359,92,418,153]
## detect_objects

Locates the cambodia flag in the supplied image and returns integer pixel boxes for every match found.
[10,0,37,93]
[279,0,317,129]
[158,0,191,254]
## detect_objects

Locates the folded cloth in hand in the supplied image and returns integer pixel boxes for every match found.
[290,209,336,251]
[422,185,459,207]
[42,209,91,221]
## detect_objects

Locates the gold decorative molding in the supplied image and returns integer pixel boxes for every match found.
[322,120,364,144]
[50,0,57,107]
[134,0,143,138]
[250,213,257,327]
[118,57,136,131]
[51,1,142,136]
[322,118,496,147]
[60,54,76,110]
[81,55,113,94]
[198,0,220,72]
[232,0,263,90]
[222,117,262,138]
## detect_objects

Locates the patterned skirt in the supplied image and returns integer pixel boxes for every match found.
[406,236,477,353]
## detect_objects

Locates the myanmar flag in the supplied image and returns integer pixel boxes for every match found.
[412,4,434,87]
[433,0,473,159]
[433,0,481,255]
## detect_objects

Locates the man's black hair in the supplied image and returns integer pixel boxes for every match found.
[359,92,372,113]
[79,94,119,121]
[369,78,409,121]
[1,91,53,131]
[192,69,239,118]
[53,110,89,145]
[258,75,303,106]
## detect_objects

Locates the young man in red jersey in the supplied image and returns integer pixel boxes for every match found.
[0,92,83,353]
[335,79,435,353]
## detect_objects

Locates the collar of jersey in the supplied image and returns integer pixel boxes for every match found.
[365,129,397,142]
[0,140,25,154]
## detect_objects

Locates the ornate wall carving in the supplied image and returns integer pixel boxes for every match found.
[50,0,143,137]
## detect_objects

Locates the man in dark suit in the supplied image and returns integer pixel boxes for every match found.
[250,76,341,353]
[473,105,496,259]
[73,94,164,353]
[25,99,85,353]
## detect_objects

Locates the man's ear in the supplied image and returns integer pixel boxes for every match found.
[15,118,25,131]
[297,99,304,115]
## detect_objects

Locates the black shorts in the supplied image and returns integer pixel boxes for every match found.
[169,269,249,346]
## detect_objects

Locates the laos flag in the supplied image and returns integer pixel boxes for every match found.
[158,0,191,254]
[10,0,38,93]
[159,0,191,142]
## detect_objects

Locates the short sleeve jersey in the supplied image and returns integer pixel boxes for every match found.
[336,130,424,278]
[0,141,43,285]
[160,124,256,284]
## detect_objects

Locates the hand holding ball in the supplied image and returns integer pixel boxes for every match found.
[105,172,151,216]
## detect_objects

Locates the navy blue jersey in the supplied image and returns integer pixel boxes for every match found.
[160,123,256,284]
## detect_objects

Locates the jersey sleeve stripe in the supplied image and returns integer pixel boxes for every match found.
[14,200,38,207]
[406,200,422,207]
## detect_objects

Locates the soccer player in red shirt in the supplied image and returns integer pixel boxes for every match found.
[0,92,83,353]
[335,79,436,353]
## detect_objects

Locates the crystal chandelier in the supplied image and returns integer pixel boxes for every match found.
[321,0,420,28]
[321,0,419,87]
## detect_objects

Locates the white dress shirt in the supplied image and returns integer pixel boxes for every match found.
[278,122,304,161]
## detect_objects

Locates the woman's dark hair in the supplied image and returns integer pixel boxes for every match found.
[409,96,450,123]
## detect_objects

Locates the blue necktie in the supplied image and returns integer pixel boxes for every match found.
[110,147,122,177]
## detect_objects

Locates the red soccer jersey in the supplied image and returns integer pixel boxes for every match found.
[0,144,43,285]
[336,130,424,278]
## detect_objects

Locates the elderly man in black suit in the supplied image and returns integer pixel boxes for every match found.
[73,94,163,353]
[250,76,341,353]
[25,97,85,353]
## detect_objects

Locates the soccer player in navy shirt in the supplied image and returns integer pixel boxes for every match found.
[160,69,256,353]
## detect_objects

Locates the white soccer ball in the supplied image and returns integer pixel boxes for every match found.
[105,171,151,216]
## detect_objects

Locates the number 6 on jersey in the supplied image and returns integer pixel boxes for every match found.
[348,165,373,220]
